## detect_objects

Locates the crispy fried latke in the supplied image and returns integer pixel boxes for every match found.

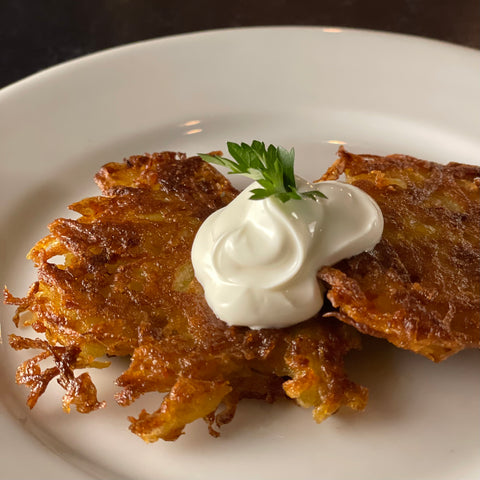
[319,148,480,362]
[4,151,367,442]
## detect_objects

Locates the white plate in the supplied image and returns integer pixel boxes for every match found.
[1,27,479,480]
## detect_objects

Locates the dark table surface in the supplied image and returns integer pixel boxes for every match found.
[0,0,479,90]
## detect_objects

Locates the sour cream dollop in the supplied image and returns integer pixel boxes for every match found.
[191,178,383,329]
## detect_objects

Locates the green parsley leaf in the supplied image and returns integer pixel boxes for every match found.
[199,141,327,203]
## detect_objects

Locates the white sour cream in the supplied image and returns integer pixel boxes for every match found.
[191,178,383,329]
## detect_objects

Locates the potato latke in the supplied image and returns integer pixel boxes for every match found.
[5,151,367,442]
[319,148,480,362]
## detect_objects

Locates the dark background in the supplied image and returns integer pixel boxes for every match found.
[0,0,479,89]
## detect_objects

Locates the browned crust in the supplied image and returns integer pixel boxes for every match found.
[319,148,480,362]
[5,151,367,441]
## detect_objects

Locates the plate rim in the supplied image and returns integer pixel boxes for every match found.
[1,25,479,98]
[1,25,479,480]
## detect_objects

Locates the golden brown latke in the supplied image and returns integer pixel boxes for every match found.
[5,151,367,442]
[319,148,480,362]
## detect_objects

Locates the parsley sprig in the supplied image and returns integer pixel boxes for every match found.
[199,141,327,203]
